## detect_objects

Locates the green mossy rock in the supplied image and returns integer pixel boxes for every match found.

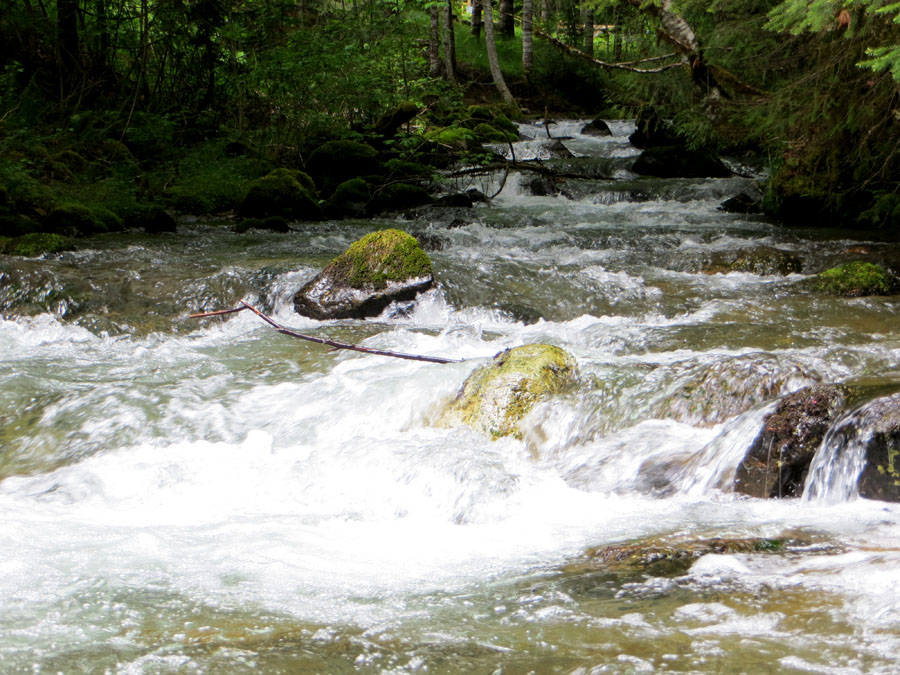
[8,233,73,257]
[43,203,105,236]
[805,261,896,296]
[293,229,434,319]
[306,140,380,195]
[0,236,12,254]
[443,344,579,439]
[375,101,419,137]
[238,169,322,221]
[467,105,494,120]
[137,206,177,234]
[164,187,214,215]
[427,126,479,150]
[384,159,431,179]
[325,178,370,218]
[370,183,432,213]
[473,122,515,144]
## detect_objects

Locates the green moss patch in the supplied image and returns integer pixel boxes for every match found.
[307,140,380,194]
[324,228,432,289]
[238,169,322,221]
[806,261,896,296]
[43,202,105,236]
[8,233,73,257]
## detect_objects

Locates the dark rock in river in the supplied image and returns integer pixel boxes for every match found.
[628,108,680,149]
[632,145,731,179]
[526,176,559,197]
[702,246,802,276]
[580,119,612,136]
[293,229,434,320]
[719,193,762,214]
[545,139,574,159]
[734,385,850,499]
[823,393,900,502]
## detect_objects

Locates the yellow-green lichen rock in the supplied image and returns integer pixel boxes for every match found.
[444,344,578,439]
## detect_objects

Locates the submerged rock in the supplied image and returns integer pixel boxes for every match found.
[734,384,850,499]
[569,536,809,578]
[293,229,433,320]
[702,246,802,276]
[804,260,896,297]
[441,344,578,439]
[719,193,761,214]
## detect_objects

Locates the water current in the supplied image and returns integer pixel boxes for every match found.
[2,120,900,673]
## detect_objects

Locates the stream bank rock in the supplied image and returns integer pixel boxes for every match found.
[632,146,731,178]
[734,385,850,498]
[702,246,802,276]
[442,344,578,439]
[293,229,433,320]
[803,261,897,296]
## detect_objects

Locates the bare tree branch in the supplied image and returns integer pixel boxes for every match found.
[191,301,463,365]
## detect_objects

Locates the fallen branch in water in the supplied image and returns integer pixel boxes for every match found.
[190,300,464,365]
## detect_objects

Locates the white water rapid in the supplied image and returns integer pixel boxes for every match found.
[2,120,900,673]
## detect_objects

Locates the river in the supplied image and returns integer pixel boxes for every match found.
[1,121,900,673]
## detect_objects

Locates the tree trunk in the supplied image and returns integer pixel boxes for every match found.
[441,1,457,85]
[429,6,442,76]
[583,8,594,57]
[447,0,457,73]
[56,0,80,94]
[483,0,518,111]
[522,0,533,77]
[471,0,482,38]
[540,0,551,30]
[499,0,515,38]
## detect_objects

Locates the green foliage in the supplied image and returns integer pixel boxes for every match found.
[7,233,73,257]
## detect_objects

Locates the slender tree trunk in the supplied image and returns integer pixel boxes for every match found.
[429,6,441,77]
[540,0,550,30]
[522,0,533,77]
[57,0,80,96]
[447,0,457,73]
[441,0,457,85]
[499,0,514,38]
[583,8,593,56]
[471,0,482,38]
[483,0,517,111]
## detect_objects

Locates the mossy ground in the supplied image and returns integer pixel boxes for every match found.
[324,229,432,289]
[445,344,578,439]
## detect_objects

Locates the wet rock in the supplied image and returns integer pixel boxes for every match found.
[325,178,370,218]
[374,101,419,138]
[632,146,731,179]
[234,216,291,233]
[734,385,850,498]
[719,193,761,214]
[572,537,800,578]
[137,206,177,234]
[804,260,897,297]
[526,176,559,197]
[433,192,475,208]
[369,182,433,214]
[44,203,104,236]
[441,344,578,439]
[628,108,679,149]
[654,355,821,426]
[702,246,802,276]
[293,229,433,320]
[545,139,574,158]
[581,119,612,136]
[824,393,900,502]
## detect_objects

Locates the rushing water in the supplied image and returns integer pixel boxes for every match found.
[2,120,900,673]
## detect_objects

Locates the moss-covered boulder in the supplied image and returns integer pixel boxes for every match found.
[306,140,381,195]
[384,159,432,180]
[427,126,480,151]
[374,101,419,138]
[325,178,371,219]
[137,206,177,234]
[442,344,578,439]
[702,246,802,276]
[734,385,850,499]
[804,261,896,296]
[6,233,73,257]
[43,203,105,236]
[632,145,731,178]
[0,214,39,237]
[293,228,434,320]
[238,168,321,221]
[369,183,433,214]
[473,122,516,144]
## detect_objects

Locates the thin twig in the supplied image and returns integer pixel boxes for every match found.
[192,300,463,365]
